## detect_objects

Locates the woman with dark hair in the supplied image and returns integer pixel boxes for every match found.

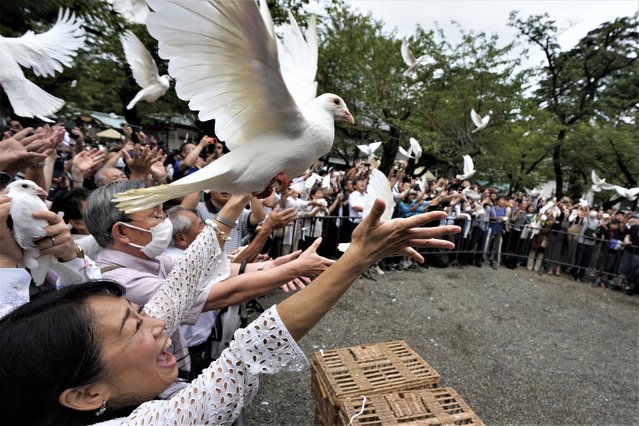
[0,199,459,425]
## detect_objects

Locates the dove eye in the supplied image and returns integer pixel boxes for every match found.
[22,184,28,188]
[332,98,340,105]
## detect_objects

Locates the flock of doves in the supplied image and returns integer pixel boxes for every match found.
[1,2,637,277]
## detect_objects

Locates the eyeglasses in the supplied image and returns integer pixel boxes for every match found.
[123,211,167,223]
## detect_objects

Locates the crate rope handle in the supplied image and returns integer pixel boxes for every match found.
[348,395,367,426]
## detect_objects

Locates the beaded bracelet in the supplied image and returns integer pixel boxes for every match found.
[212,213,236,228]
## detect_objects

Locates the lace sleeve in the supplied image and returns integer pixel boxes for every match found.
[102,306,309,426]
[143,223,230,334]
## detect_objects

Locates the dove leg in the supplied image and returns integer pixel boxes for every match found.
[252,172,290,199]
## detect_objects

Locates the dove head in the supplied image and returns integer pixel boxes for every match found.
[6,180,48,200]
[317,94,355,124]
[160,75,172,86]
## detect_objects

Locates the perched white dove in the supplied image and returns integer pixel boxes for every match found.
[612,185,639,201]
[590,170,615,192]
[6,180,55,286]
[107,0,149,25]
[401,40,431,78]
[462,188,481,200]
[120,30,171,110]
[357,141,382,162]
[0,9,85,121]
[339,169,395,252]
[456,155,475,180]
[470,108,490,133]
[114,1,353,213]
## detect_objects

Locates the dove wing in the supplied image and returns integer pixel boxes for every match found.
[364,169,396,221]
[0,9,85,78]
[401,40,416,66]
[463,155,474,175]
[409,138,422,161]
[357,144,371,156]
[591,170,601,185]
[369,141,382,155]
[146,0,306,152]
[108,0,149,25]
[276,11,318,108]
[470,109,483,128]
[539,201,554,215]
[120,30,162,89]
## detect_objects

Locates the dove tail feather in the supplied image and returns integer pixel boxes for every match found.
[112,184,184,213]
[126,92,144,110]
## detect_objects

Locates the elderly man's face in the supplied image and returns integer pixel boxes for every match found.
[175,211,205,249]
[103,168,128,185]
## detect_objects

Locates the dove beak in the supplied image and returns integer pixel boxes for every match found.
[339,108,355,124]
[36,187,48,199]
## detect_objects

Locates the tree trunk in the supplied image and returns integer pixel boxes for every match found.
[553,130,565,199]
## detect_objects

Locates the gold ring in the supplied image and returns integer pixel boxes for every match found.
[50,236,55,247]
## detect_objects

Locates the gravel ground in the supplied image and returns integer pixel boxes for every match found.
[244,265,639,425]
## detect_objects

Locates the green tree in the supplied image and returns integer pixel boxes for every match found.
[510,12,639,199]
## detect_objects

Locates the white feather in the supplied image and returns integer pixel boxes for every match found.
[0,9,85,120]
[107,0,149,25]
[363,169,395,221]
[6,180,56,286]
[115,1,352,212]
[470,108,490,133]
[120,30,171,110]
[456,155,475,180]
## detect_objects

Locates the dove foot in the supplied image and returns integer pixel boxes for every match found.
[253,172,290,199]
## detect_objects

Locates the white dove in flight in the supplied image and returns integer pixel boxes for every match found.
[397,138,422,163]
[401,40,431,78]
[357,141,383,162]
[0,9,85,122]
[108,0,149,25]
[120,30,172,110]
[590,170,615,192]
[114,1,353,213]
[470,108,490,133]
[5,180,55,285]
[612,185,639,201]
[456,155,476,180]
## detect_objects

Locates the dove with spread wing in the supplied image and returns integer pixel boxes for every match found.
[0,9,85,121]
[470,108,490,133]
[612,185,639,201]
[401,40,431,78]
[5,180,55,285]
[114,1,353,213]
[120,30,172,110]
[456,155,475,180]
[357,141,382,162]
[397,138,422,163]
[590,170,615,192]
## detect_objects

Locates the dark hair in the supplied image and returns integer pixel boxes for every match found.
[0,281,125,426]
[50,188,89,231]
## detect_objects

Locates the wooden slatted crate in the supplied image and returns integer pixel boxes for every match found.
[339,387,484,425]
[312,340,440,425]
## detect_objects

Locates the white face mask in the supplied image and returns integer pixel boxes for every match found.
[119,218,173,258]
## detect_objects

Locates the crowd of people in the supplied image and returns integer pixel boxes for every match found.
[0,117,636,424]
[0,119,459,424]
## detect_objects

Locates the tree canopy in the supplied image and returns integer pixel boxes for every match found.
[1,0,637,204]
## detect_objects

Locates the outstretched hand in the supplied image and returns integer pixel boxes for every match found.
[348,198,460,266]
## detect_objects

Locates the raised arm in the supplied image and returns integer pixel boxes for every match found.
[277,201,460,340]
